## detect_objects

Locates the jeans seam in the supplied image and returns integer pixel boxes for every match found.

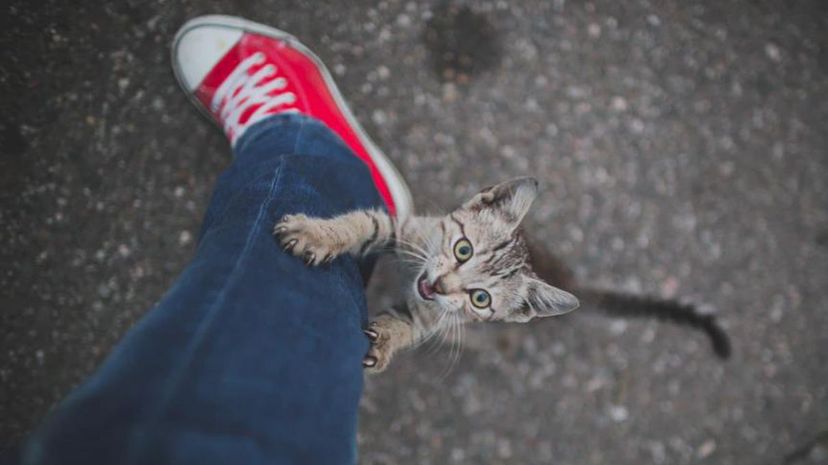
[292,115,306,155]
[199,163,287,241]
[201,116,306,236]
[124,163,285,465]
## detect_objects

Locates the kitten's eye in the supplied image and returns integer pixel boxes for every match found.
[453,238,474,263]
[470,289,491,308]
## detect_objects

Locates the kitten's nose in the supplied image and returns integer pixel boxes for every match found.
[432,276,447,295]
[432,274,459,295]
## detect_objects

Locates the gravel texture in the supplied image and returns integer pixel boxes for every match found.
[1,1,827,464]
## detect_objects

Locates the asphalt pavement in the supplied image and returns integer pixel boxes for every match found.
[1,1,827,464]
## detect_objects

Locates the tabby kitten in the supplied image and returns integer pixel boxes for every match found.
[274,177,579,372]
[274,176,731,372]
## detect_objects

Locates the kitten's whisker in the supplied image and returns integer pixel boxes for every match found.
[455,314,465,368]
[395,249,427,262]
[454,314,463,367]
[417,321,441,350]
[418,231,438,255]
[415,307,448,352]
[394,238,426,252]
[404,229,437,259]
[429,310,452,356]
[442,314,455,377]
[440,314,455,376]
[398,261,425,272]
[394,237,429,257]
[394,246,428,263]
[436,312,453,354]
[397,256,423,263]
[441,312,463,378]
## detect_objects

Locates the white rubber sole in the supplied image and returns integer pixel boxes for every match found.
[171,15,413,219]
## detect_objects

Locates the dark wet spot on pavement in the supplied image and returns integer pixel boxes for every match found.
[422,3,500,83]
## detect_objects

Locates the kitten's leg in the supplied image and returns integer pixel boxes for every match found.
[362,316,413,373]
[273,209,395,265]
[362,302,439,373]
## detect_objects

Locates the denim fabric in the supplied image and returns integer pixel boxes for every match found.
[19,114,382,465]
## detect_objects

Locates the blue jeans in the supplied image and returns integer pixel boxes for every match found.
[20,114,381,465]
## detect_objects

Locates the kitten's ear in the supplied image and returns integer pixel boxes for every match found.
[506,277,579,323]
[463,177,539,224]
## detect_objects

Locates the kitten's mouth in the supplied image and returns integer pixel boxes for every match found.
[417,274,436,301]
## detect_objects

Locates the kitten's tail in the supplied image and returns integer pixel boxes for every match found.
[574,288,732,359]
[524,239,731,359]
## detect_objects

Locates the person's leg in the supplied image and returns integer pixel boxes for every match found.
[20,15,413,465]
[22,114,378,465]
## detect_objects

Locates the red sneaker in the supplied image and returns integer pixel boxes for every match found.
[171,15,412,218]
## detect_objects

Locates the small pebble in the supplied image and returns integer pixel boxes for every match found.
[697,439,717,459]
[178,230,193,246]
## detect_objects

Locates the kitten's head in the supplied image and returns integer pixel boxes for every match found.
[415,177,579,323]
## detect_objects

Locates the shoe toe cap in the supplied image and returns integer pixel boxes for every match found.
[173,25,243,91]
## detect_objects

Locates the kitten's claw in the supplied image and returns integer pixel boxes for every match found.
[362,319,398,373]
[284,239,298,253]
[273,214,343,267]
[363,329,379,342]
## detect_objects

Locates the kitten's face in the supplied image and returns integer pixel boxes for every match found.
[413,178,579,323]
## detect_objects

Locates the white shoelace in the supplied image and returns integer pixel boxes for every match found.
[211,52,298,143]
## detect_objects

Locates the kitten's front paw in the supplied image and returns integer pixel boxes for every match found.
[362,321,396,373]
[273,214,340,266]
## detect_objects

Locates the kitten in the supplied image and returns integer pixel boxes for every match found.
[274,177,730,372]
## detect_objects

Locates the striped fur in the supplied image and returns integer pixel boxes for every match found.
[274,209,395,265]
[275,177,578,371]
